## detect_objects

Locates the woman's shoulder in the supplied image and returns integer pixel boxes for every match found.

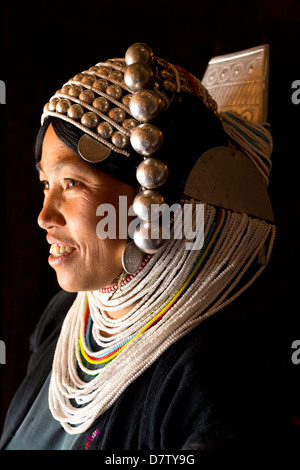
[29,290,77,354]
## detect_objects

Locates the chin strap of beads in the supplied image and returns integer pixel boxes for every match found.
[41,42,218,255]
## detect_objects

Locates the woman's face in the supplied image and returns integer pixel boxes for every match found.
[37,124,137,292]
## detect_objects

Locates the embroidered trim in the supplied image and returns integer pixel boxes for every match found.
[84,428,101,450]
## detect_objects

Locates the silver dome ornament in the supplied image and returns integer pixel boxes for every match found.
[97,66,111,76]
[111,131,129,149]
[49,98,59,111]
[125,43,153,66]
[56,99,71,114]
[108,71,124,82]
[93,79,109,92]
[68,104,85,120]
[122,118,139,131]
[73,73,85,82]
[108,107,127,123]
[133,221,165,254]
[61,85,71,94]
[124,63,154,92]
[136,157,169,188]
[129,89,163,122]
[130,123,163,156]
[68,85,83,98]
[79,90,95,104]
[97,121,114,139]
[106,84,123,100]
[93,97,110,113]
[133,189,165,221]
[81,75,96,86]
[81,112,99,128]
[121,94,132,107]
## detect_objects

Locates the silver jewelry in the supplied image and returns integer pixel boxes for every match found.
[122,241,145,274]
[41,42,218,256]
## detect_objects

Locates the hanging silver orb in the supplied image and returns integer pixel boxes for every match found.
[129,89,163,122]
[133,221,165,254]
[133,190,165,221]
[130,123,163,156]
[125,43,153,66]
[136,157,169,188]
[124,63,154,92]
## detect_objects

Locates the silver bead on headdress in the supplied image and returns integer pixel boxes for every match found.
[42,42,218,268]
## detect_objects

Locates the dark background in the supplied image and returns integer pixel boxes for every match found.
[0,0,299,437]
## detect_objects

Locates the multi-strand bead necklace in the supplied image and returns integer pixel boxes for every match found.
[49,201,275,434]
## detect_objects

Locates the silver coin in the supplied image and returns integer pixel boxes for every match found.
[122,241,144,274]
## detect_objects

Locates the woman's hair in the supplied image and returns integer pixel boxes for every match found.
[35,93,228,204]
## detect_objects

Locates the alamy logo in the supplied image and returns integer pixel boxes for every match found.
[0,80,5,104]
[291,340,300,365]
[96,197,205,251]
[0,340,6,364]
[291,80,300,105]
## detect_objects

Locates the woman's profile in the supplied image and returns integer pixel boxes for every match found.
[0,42,287,450]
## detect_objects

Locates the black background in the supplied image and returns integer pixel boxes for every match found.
[0,0,299,437]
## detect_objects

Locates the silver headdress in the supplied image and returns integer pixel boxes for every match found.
[42,42,274,271]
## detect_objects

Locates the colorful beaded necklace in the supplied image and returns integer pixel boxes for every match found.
[78,208,226,371]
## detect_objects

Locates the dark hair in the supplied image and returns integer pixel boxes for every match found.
[35,93,228,203]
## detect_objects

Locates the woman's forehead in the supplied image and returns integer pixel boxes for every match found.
[39,124,91,174]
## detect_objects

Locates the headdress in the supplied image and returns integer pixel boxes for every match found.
[41,43,276,433]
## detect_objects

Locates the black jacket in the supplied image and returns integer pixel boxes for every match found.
[0,290,291,450]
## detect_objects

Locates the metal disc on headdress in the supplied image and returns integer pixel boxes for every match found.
[184,146,274,222]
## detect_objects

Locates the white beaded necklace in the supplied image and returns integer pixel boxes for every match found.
[49,202,275,434]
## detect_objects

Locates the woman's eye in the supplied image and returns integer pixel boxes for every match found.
[40,180,49,191]
[65,178,80,189]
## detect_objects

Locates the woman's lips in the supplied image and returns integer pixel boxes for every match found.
[49,244,76,256]
[48,244,77,266]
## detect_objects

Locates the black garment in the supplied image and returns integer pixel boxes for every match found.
[0,290,289,450]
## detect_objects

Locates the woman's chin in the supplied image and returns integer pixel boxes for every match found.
[55,271,122,293]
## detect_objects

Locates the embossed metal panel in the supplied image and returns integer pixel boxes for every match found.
[202,45,270,124]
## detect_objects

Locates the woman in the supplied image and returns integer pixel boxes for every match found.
[0,43,285,450]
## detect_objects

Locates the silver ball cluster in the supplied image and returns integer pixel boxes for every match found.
[45,63,139,153]
[124,43,169,254]
[42,41,208,255]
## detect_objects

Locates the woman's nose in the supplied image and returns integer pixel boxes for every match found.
[37,192,65,230]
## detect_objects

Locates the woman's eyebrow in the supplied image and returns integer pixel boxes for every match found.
[36,158,89,176]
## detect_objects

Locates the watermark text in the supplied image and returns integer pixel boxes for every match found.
[0,340,6,364]
[96,197,204,251]
[291,80,300,105]
[291,340,300,365]
[0,80,5,104]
